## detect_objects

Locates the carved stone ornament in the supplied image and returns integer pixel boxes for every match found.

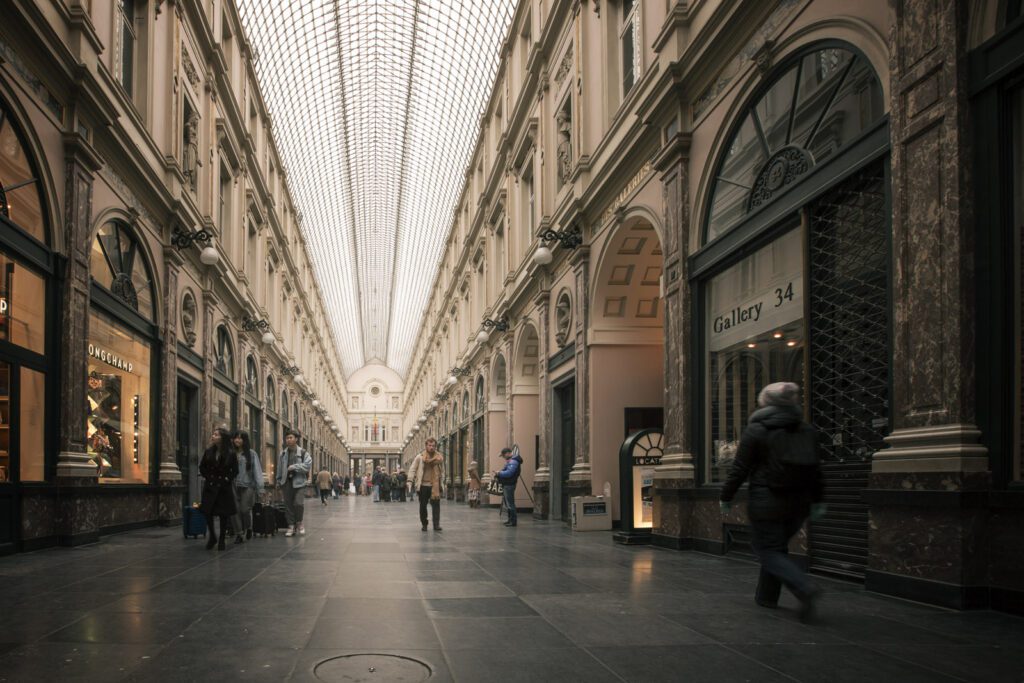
[554,291,572,347]
[554,46,573,86]
[182,110,200,193]
[181,46,200,87]
[181,291,198,347]
[748,146,812,211]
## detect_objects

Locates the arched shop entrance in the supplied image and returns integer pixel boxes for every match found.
[0,92,57,552]
[590,217,665,525]
[693,43,889,579]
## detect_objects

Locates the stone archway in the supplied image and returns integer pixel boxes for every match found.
[589,217,665,523]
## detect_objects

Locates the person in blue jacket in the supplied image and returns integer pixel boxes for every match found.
[494,447,522,527]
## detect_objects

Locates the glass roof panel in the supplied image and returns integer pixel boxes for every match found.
[237,0,515,378]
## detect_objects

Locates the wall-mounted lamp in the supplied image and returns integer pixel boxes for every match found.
[446,366,471,386]
[430,400,439,409]
[476,315,510,343]
[172,227,220,266]
[532,225,583,266]
[281,365,304,384]
[242,315,275,344]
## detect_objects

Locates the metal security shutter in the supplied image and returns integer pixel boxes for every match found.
[807,163,889,580]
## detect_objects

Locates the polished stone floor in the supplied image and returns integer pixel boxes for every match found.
[0,496,1022,682]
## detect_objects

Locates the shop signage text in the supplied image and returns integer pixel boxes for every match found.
[712,281,796,336]
[0,297,7,316]
[633,455,662,466]
[600,161,653,226]
[88,343,134,373]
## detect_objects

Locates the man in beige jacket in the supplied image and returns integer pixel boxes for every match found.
[407,438,446,531]
[316,467,332,506]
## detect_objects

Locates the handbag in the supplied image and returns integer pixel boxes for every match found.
[486,479,503,496]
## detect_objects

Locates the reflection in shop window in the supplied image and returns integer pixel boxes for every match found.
[706,229,804,483]
[0,249,46,354]
[86,310,151,483]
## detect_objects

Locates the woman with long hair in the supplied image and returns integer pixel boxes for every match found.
[200,426,239,550]
[231,430,263,544]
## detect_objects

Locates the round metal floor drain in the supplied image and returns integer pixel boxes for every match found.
[314,654,432,682]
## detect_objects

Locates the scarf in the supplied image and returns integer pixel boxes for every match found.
[423,452,443,500]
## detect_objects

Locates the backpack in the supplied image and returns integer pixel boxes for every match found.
[763,424,820,491]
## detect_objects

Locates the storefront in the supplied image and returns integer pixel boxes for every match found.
[690,43,890,578]
[0,93,56,551]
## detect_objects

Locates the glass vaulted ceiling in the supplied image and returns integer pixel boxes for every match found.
[237,1,516,378]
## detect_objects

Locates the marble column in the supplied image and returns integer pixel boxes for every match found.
[533,279,553,519]
[865,0,989,606]
[652,131,696,549]
[55,132,101,545]
[566,244,593,502]
[202,291,218,436]
[158,250,184,523]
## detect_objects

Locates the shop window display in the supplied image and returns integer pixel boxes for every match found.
[0,248,47,354]
[705,228,804,483]
[86,309,151,483]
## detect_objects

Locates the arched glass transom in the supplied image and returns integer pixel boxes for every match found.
[266,376,276,410]
[705,46,884,242]
[0,98,47,243]
[475,376,485,413]
[246,356,259,397]
[214,325,234,377]
[90,222,156,320]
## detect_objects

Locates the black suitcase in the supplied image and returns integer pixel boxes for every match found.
[272,503,289,529]
[251,502,276,537]
[183,507,206,539]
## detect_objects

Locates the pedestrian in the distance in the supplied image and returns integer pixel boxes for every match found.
[396,469,408,502]
[408,437,445,531]
[276,430,312,536]
[200,426,239,550]
[719,382,825,622]
[372,467,383,502]
[331,471,341,499]
[343,475,351,495]
[317,467,332,506]
[231,430,263,544]
[493,447,522,527]
[467,461,481,509]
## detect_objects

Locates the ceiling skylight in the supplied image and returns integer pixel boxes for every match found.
[237,0,516,378]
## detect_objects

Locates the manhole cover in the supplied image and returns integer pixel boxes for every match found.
[314,654,432,682]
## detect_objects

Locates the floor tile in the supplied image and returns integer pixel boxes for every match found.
[592,644,794,682]
[44,611,201,644]
[433,616,575,650]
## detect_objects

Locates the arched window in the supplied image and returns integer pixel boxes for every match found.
[0,97,48,243]
[450,401,457,429]
[462,391,470,421]
[266,376,276,410]
[214,325,234,376]
[705,46,884,242]
[475,376,485,413]
[245,356,259,397]
[90,221,156,320]
[281,391,289,423]
[293,402,299,429]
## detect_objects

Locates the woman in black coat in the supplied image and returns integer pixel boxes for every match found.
[200,426,239,550]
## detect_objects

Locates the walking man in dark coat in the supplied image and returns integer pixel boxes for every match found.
[719,382,826,621]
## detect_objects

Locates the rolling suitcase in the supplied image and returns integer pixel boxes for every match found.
[183,507,206,538]
[251,502,276,537]
[272,503,289,529]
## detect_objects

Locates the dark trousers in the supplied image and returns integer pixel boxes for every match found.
[503,484,517,525]
[397,487,407,502]
[319,488,330,504]
[418,486,440,528]
[750,515,813,604]
[206,514,229,543]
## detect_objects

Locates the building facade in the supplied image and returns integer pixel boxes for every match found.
[345,363,405,478]
[401,0,1024,614]
[0,0,348,551]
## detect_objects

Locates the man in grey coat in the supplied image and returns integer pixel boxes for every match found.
[277,429,312,537]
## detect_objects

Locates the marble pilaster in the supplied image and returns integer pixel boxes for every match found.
[568,244,591,488]
[651,131,696,547]
[55,132,101,545]
[866,0,990,604]
[158,251,184,523]
[533,281,552,519]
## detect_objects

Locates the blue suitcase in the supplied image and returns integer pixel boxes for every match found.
[183,507,207,538]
